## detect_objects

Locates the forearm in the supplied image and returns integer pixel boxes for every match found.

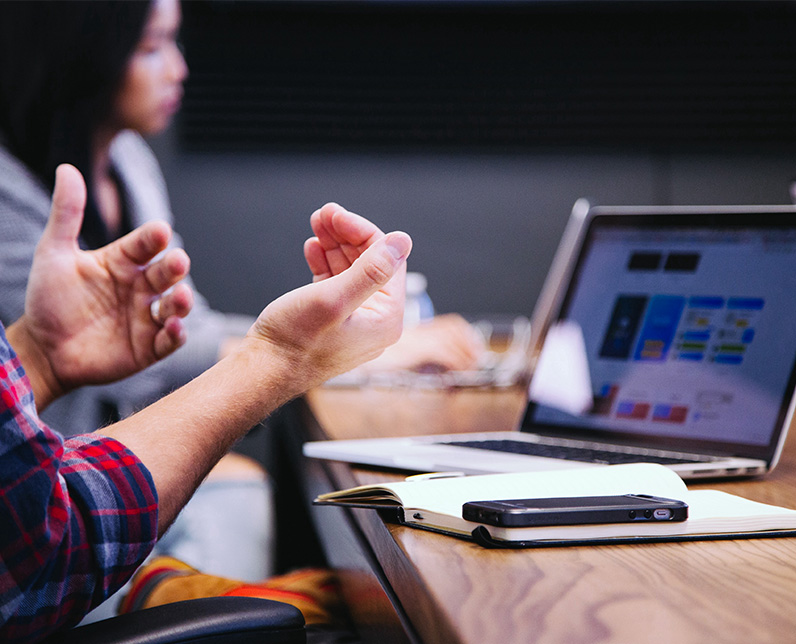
[99,338,305,534]
[90,307,252,416]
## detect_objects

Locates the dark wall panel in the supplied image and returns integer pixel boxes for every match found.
[155,1,796,318]
[178,0,796,151]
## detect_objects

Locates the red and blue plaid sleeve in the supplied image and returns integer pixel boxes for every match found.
[0,324,159,643]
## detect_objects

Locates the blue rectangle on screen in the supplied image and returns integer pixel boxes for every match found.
[688,296,724,309]
[714,354,744,365]
[682,331,711,342]
[727,297,764,310]
[679,352,704,361]
[633,295,685,361]
[616,401,634,415]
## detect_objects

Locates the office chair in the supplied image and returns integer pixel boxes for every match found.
[43,596,306,644]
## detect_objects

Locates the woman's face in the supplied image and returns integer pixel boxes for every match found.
[112,0,188,136]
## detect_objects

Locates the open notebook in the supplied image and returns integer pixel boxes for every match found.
[313,464,796,547]
[305,200,796,479]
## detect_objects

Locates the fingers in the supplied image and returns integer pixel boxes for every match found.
[308,203,385,276]
[304,237,332,282]
[144,247,191,294]
[316,231,412,320]
[39,164,87,251]
[311,203,383,249]
[150,283,192,359]
[153,282,194,322]
[153,316,188,359]
[143,248,192,363]
[116,220,174,266]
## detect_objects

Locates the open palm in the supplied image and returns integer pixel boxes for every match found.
[23,164,193,394]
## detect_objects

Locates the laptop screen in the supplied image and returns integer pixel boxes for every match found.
[524,209,796,461]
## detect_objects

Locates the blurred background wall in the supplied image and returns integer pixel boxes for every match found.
[150,0,796,319]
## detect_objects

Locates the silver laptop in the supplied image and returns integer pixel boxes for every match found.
[304,200,796,479]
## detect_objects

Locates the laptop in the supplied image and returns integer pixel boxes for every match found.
[304,200,796,479]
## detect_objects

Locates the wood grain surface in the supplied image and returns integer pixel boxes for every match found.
[305,386,796,644]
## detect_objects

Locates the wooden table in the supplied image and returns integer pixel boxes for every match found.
[292,385,796,644]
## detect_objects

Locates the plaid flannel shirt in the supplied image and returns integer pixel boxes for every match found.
[0,323,159,643]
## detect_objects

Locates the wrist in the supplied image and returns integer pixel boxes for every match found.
[6,317,64,410]
[227,335,316,412]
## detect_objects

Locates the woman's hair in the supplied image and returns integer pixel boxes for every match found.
[0,1,152,245]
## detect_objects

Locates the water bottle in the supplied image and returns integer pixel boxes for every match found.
[404,272,434,327]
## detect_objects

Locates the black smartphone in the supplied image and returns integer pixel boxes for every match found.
[462,494,688,528]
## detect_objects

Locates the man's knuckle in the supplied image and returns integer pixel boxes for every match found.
[362,257,392,284]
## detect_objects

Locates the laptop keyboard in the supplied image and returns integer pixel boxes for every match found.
[442,439,710,466]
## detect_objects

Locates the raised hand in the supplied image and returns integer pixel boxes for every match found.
[245,203,411,391]
[305,205,485,374]
[10,164,193,408]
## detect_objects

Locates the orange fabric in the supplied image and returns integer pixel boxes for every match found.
[121,556,344,626]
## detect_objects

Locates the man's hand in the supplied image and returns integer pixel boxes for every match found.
[8,164,193,408]
[305,207,483,374]
[102,203,410,531]
[243,203,412,392]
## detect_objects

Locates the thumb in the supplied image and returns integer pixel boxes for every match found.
[39,164,87,250]
[322,231,412,317]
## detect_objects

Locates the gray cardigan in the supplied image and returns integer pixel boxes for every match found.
[0,131,252,434]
